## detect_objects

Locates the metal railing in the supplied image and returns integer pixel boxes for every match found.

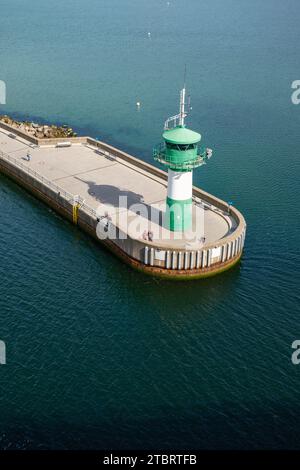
[0,149,98,218]
[153,143,211,170]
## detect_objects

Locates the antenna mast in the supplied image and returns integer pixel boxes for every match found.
[179,65,187,126]
[164,67,189,130]
[179,87,186,126]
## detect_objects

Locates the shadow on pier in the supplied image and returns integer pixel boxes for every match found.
[83,181,163,225]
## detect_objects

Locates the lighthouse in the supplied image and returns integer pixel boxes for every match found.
[153,86,212,232]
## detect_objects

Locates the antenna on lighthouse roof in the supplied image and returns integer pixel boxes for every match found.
[163,66,190,130]
[179,65,187,127]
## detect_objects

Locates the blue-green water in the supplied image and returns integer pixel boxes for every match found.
[0,0,300,449]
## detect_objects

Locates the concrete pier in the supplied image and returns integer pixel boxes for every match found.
[0,122,246,279]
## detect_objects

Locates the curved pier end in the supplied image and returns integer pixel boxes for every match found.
[0,121,246,280]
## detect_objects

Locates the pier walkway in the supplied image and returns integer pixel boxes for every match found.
[0,127,233,250]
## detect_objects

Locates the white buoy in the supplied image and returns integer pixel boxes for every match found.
[147,32,151,38]
[136,101,141,108]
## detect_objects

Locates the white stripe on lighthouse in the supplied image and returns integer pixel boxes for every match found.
[167,169,193,201]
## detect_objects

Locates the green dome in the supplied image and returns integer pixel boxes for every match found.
[163,126,201,145]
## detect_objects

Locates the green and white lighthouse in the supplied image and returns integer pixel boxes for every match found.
[153,86,212,232]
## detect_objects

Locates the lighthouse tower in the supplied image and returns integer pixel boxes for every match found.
[153,86,212,232]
